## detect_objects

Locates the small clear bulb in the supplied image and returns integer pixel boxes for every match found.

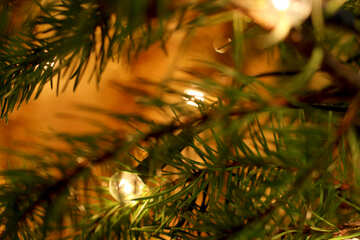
[271,0,290,11]
[184,89,205,107]
[109,171,145,204]
[43,61,55,70]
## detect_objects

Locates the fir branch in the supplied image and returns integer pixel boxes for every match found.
[286,24,360,93]
[0,139,122,239]
[0,0,180,119]
[2,1,360,238]
[323,51,360,91]
[335,92,360,142]
[0,105,260,238]
[254,71,299,78]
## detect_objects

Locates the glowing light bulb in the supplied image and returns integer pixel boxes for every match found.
[231,0,312,46]
[109,171,145,203]
[119,178,134,194]
[271,0,290,11]
[184,89,205,107]
[43,61,55,70]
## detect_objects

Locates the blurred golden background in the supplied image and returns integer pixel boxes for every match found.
[0,0,303,169]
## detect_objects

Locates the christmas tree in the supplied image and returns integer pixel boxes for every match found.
[1,0,360,239]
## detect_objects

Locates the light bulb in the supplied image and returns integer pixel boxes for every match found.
[43,61,55,70]
[271,0,290,11]
[184,89,205,107]
[109,171,145,203]
[119,178,134,194]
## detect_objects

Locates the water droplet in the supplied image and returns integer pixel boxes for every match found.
[213,37,232,54]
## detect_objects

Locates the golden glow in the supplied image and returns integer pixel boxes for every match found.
[184,89,205,107]
[271,0,290,11]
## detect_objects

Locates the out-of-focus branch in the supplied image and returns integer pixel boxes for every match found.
[323,52,360,90]
[231,2,360,93]
[1,103,263,238]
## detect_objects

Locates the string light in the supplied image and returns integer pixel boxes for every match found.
[109,171,146,204]
[231,0,312,46]
[43,61,55,70]
[271,0,290,11]
[184,89,205,107]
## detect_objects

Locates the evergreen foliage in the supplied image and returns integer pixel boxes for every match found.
[1,0,360,239]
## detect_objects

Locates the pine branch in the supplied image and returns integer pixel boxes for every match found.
[254,71,299,78]
[0,0,182,119]
[286,23,360,93]
[2,1,360,239]
[0,138,122,239]
[0,103,261,238]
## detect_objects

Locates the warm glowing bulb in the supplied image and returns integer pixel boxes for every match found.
[271,0,290,11]
[119,179,134,195]
[109,171,145,203]
[43,61,55,70]
[184,89,205,107]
